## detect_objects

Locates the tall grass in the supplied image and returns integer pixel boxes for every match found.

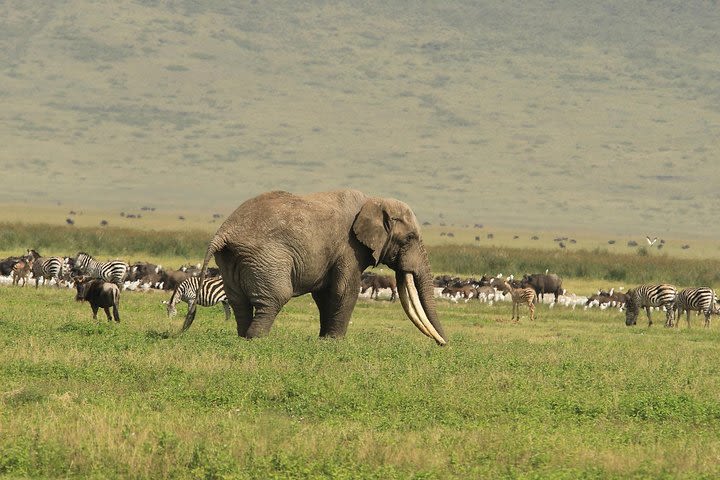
[2,223,719,286]
[0,222,210,258]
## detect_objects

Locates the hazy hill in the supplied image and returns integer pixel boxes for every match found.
[2,1,720,236]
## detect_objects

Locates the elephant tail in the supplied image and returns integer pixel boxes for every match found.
[181,234,227,332]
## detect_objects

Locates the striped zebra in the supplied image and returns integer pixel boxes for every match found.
[31,257,64,288]
[675,287,717,328]
[505,282,537,321]
[165,276,230,321]
[74,252,129,287]
[625,284,677,327]
[12,258,33,286]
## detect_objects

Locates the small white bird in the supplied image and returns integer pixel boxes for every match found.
[646,236,658,246]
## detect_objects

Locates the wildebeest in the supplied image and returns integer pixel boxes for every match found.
[159,269,191,291]
[127,261,163,282]
[0,256,21,276]
[440,284,476,301]
[74,277,121,322]
[585,289,627,309]
[521,273,564,304]
[360,272,398,301]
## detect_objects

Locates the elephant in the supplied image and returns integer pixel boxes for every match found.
[182,190,447,345]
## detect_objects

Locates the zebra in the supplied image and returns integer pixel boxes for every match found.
[674,287,717,328]
[74,252,129,287]
[505,282,537,321]
[624,284,677,327]
[31,257,64,288]
[165,276,230,321]
[12,257,33,286]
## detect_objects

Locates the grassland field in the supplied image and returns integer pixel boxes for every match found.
[3,283,720,479]
[4,2,720,474]
[3,218,720,478]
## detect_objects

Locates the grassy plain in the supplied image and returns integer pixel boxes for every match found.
[2,285,720,478]
[2,218,720,477]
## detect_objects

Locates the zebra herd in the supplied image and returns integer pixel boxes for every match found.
[625,284,718,328]
[5,250,129,289]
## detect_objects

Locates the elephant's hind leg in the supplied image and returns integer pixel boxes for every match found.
[232,299,254,337]
[223,283,253,337]
[246,299,286,338]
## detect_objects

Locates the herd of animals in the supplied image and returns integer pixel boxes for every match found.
[0,249,226,322]
[430,273,719,328]
[2,248,717,329]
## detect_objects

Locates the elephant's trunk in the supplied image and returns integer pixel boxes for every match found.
[397,267,447,345]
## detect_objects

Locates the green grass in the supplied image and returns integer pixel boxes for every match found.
[2,285,720,478]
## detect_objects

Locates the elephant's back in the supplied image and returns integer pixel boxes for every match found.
[222,189,367,234]
[217,189,367,256]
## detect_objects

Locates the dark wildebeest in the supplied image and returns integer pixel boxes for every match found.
[489,277,513,294]
[441,284,476,300]
[360,272,398,301]
[159,269,190,291]
[521,273,564,304]
[74,277,121,322]
[0,256,22,276]
[127,261,162,282]
[585,289,628,309]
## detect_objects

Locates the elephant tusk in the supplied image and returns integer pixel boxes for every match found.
[398,279,432,338]
[404,273,447,345]
[398,277,430,335]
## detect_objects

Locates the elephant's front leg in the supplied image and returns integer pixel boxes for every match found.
[312,277,361,338]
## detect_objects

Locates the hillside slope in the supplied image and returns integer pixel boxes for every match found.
[2,1,719,235]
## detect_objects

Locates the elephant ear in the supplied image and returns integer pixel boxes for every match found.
[353,199,393,266]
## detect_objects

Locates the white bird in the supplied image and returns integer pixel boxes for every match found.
[646,236,658,246]
[545,268,549,274]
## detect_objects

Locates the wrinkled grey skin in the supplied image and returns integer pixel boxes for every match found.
[182,190,447,345]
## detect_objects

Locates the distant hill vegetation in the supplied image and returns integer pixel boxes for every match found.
[2,1,719,235]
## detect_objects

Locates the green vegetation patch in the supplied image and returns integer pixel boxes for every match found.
[2,285,720,478]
